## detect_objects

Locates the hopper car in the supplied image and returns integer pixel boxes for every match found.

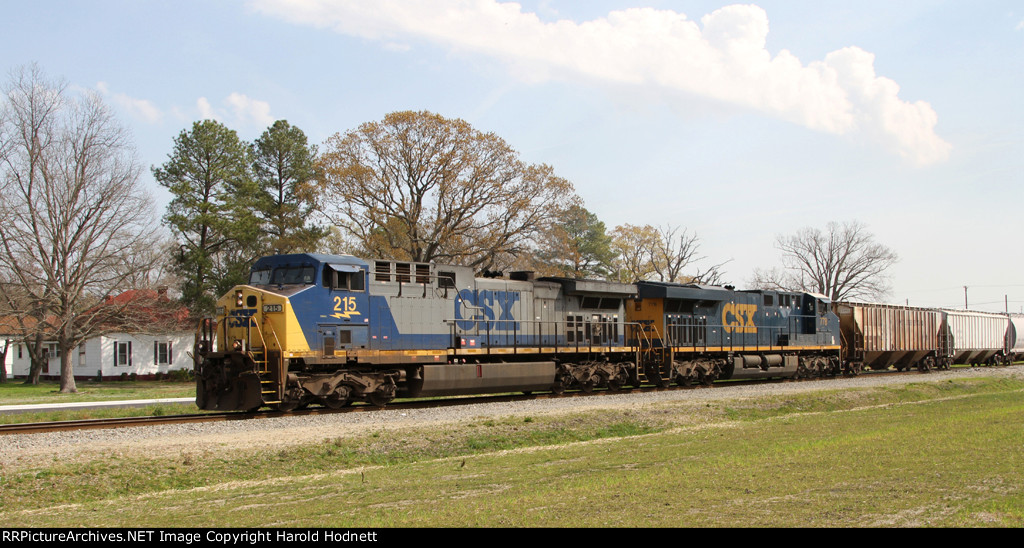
[1010,315,1024,361]
[837,303,1015,372]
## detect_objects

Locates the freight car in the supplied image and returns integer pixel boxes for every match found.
[942,310,1014,365]
[837,303,948,372]
[1010,315,1024,361]
[194,253,843,411]
[837,303,1014,372]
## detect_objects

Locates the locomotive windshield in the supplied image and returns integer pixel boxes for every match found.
[271,266,315,285]
[249,268,271,285]
[248,266,316,285]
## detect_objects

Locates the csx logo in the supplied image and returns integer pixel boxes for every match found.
[455,289,520,331]
[227,309,256,328]
[722,303,757,334]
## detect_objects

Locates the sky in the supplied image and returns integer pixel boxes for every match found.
[3,0,1022,313]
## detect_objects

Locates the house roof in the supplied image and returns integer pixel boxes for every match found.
[95,288,192,330]
[0,288,192,338]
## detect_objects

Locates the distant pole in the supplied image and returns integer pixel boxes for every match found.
[964,286,968,309]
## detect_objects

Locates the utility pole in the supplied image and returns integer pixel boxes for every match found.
[963,286,968,309]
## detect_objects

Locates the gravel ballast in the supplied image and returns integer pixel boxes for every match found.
[3,366,1022,468]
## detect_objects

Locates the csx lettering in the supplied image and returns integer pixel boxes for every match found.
[722,303,757,334]
[331,296,360,319]
[455,289,521,331]
[227,309,256,328]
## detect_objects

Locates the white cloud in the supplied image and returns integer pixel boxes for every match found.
[225,92,275,126]
[249,0,951,164]
[197,97,217,121]
[197,93,275,127]
[95,81,163,124]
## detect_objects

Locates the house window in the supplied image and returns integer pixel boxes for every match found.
[115,341,133,367]
[47,343,61,359]
[18,344,22,359]
[154,341,172,365]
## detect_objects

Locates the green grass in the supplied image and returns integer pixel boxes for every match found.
[0,379,195,405]
[0,379,198,423]
[2,376,1022,527]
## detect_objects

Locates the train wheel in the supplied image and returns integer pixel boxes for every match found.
[368,391,394,407]
[324,387,352,409]
[275,400,299,412]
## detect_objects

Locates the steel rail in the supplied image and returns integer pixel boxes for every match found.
[0,367,937,436]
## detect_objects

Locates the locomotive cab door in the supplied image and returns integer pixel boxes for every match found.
[323,263,369,352]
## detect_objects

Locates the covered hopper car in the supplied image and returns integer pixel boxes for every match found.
[837,303,1014,372]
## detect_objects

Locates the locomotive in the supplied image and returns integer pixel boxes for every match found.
[195,253,845,411]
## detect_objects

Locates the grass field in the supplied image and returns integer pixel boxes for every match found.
[2,375,1022,527]
[0,380,198,424]
[0,379,195,405]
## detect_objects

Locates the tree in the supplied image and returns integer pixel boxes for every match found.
[252,120,325,254]
[609,223,728,284]
[0,64,160,392]
[154,120,260,315]
[317,110,578,271]
[533,205,615,278]
[609,224,661,282]
[0,338,7,383]
[650,224,729,285]
[750,220,898,301]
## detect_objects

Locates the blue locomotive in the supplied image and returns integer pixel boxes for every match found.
[195,253,843,411]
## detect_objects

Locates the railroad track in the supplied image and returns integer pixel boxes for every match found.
[0,383,709,435]
[0,367,954,436]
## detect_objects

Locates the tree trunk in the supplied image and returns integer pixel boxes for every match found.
[24,333,44,385]
[0,339,8,383]
[59,327,77,393]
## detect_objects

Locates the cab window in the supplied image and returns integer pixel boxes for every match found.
[249,268,271,285]
[272,266,315,285]
[324,265,365,291]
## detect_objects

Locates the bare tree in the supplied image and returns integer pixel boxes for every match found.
[317,110,579,271]
[610,223,729,285]
[114,234,180,293]
[0,64,159,392]
[650,224,730,285]
[750,220,898,301]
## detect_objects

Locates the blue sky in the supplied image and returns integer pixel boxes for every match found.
[3,0,1022,312]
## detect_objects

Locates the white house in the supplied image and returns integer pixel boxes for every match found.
[2,332,195,380]
[0,289,196,380]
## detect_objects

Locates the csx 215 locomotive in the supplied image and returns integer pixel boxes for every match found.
[195,253,843,411]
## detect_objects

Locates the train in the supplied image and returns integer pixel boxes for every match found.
[194,253,1018,411]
